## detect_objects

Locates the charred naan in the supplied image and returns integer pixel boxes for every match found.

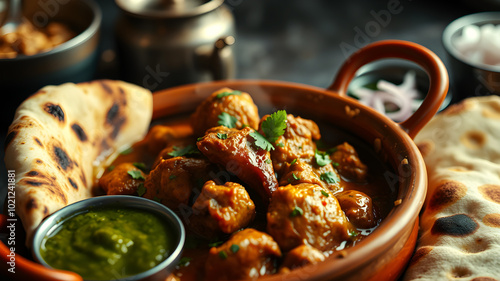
[4,80,152,245]
[403,96,500,280]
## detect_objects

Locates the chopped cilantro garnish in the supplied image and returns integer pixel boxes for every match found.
[197,136,204,141]
[321,190,330,197]
[120,147,133,155]
[219,250,228,259]
[153,196,161,203]
[137,183,146,196]
[169,175,177,180]
[292,173,300,181]
[128,170,145,180]
[327,147,338,154]
[290,159,297,165]
[249,131,275,151]
[290,206,304,217]
[276,142,285,147]
[178,257,191,267]
[168,144,199,157]
[216,90,242,99]
[320,171,339,183]
[261,110,287,143]
[217,133,228,140]
[218,112,238,128]
[265,158,272,164]
[315,149,332,166]
[349,229,359,238]
[332,162,340,167]
[230,244,240,253]
[208,241,224,248]
[249,110,287,151]
[133,162,147,171]
[107,165,115,171]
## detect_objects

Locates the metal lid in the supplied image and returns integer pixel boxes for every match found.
[115,0,224,18]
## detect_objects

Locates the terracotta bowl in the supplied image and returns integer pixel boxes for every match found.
[0,40,448,281]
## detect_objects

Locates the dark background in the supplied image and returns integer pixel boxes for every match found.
[0,0,496,225]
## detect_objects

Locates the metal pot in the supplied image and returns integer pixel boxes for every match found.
[114,0,236,91]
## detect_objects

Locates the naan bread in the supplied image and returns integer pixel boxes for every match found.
[4,80,153,245]
[403,96,500,280]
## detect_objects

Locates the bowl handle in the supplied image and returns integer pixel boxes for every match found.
[0,214,83,281]
[327,40,449,139]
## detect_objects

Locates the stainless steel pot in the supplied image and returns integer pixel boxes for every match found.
[115,0,236,91]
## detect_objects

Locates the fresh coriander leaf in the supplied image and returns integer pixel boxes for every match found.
[153,196,161,203]
[321,190,329,197]
[249,131,274,151]
[197,137,204,141]
[168,144,200,157]
[290,206,304,217]
[315,149,332,166]
[120,147,134,155]
[332,162,340,167]
[265,158,272,164]
[128,170,145,180]
[177,257,191,267]
[216,90,242,99]
[217,133,228,140]
[208,241,224,248]
[292,173,300,180]
[137,183,146,196]
[169,175,177,180]
[230,244,240,253]
[133,162,147,171]
[261,110,287,143]
[290,158,297,165]
[327,147,338,154]
[107,165,115,171]
[218,112,238,128]
[320,171,339,183]
[219,250,228,259]
[276,142,284,148]
[349,229,359,238]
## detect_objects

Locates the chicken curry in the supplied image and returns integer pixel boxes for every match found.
[96,88,396,280]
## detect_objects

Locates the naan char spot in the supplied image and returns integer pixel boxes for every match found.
[431,214,479,237]
[71,123,88,142]
[44,103,65,122]
[34,137,43,147]
[409,246,433,266]
[53,146,72,171]
[428,180,467,212]
[460,131,487,150]
[25,198,37,212]
[4,130,18,149]
[26,170,39,177]
[106,103,127,139]
[483,213,500,228]
[68,177,78,190]
[478,184,500,204]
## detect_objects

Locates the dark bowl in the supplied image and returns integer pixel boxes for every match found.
[442,12,500,102]
[0,0,101,129]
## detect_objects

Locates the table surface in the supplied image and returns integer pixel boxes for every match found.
[0,0,493,219]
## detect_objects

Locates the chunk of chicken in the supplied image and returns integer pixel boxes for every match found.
[142,124,193,155]
[267,183,355,252]
[279,159,343,194]
[190,88,260,136]
[279,244,325,273]
[189,181,256,239]
[143,156,216,211]
[336,190,378,229]
[197,126,278,201]
[330,142,368,182]
[204,228,281,280]
[99,163,146,195]
[264,114,321,176]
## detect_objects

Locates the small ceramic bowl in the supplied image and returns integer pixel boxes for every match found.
[31,196,185,281]
[0,0,101,129]
[442,12,500,102]
[348,59,452,120]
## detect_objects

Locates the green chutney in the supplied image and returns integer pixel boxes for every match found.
[40,207,175,280]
